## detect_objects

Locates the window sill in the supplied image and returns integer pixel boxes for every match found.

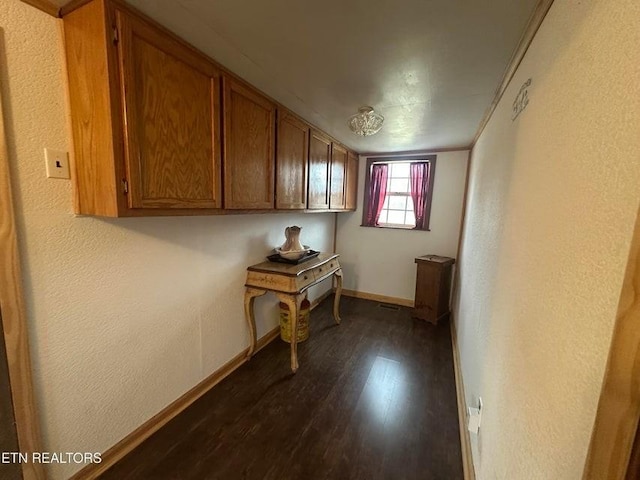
[360,224,430,232]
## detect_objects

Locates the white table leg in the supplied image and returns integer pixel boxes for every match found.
[333,268,343,325]
[244,287,267,358]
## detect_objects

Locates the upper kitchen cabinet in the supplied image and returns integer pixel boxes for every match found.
[64,0,223,216]
[307,130,331,210]
[63,0,357,217]
[223,77,276,209]
[117,10,222,209]
[329,143,347,210]
[345,150,358,211]
[276,109,309,210]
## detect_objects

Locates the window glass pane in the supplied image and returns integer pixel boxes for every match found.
[382,196,389,209]
[387,163,394,177]
[389,178,409,193]
[407,196,415,212]
[388,195,407,210]
[387,210,406,225]
[378,209,388,224]
[405,209,416,226]
[393,162,410,177]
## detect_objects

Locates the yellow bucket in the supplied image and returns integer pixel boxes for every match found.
[279,299,310,343]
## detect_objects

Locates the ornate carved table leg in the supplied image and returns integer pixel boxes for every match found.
[244,287,267,358]
[277,292,303,373]
[333,268,343,325]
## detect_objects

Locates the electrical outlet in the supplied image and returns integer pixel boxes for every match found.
[468,397,483,434]
[44,148,70,179]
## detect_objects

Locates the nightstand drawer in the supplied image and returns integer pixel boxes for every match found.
[311,259,339,281]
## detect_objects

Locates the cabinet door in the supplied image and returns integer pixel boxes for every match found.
[276,110,309,209]
[307,130,331,209]
[329,143,347,210]
[223,77,276,209]
[345,150,358,210]
[117,11,222,209]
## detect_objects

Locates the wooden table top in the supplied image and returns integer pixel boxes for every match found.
[247,253,339,277]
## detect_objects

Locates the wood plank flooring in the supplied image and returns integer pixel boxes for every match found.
[101,296,463,480]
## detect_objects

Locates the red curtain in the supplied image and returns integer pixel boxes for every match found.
[409,162,430,229]
[365,164,388,226]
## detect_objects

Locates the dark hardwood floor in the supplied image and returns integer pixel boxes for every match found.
[101,296,463,480]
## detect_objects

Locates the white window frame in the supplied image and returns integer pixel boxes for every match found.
[377,161,416,229]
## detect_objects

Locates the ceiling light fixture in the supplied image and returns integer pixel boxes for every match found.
[348,106,384,136]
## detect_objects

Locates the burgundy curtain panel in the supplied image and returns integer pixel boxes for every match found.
[409,162,430,229]
[365,163,388,226]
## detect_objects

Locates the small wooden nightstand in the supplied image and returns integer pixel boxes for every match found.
[412,255,455,325]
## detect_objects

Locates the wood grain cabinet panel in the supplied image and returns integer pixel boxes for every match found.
[64,0,224,216]
[117,11,222,209]
[330,143,347,210]
[223,77,276,209]
[345,150,358,210]
[64,0,122,217]
[307,130,331,209]
[276,110,309,209]
[412,255,455,325]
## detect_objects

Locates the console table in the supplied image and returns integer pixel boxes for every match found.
[244,253,342,373]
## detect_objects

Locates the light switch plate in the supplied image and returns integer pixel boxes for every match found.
[44,148,70,179]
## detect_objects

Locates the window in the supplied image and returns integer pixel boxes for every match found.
[361,155,436,231]
[378,162,415,228]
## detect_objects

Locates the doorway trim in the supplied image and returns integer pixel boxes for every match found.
[583,206,640,479]
[0,79,45,479]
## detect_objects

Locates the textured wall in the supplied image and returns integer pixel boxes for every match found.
[336,151,468,301]
[0,2,334,479]
[453,0,640,478]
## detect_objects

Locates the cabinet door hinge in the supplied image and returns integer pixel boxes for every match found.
[112,26,119,45]
[122,179,128,194]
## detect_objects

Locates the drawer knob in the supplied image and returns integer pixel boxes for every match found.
[318,268,323,272]
[304,275,308,280]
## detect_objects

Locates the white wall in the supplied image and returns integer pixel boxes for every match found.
[336,151,468,301]
[453,0,640,478]
[0,2,334,478]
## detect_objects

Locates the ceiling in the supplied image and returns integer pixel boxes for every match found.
[58,0,539,152]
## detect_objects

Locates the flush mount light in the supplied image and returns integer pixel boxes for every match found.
[348,106,384,136]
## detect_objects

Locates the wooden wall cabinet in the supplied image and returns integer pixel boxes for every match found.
[329,143,347,210]
[64,0,223,216]
[307,137,358,212]
[276,110,309,209]
[412,255,455,325]
[307,130,331,210]
[63,0,358,217]
[223,77,276,209]
[345,150,358,211]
